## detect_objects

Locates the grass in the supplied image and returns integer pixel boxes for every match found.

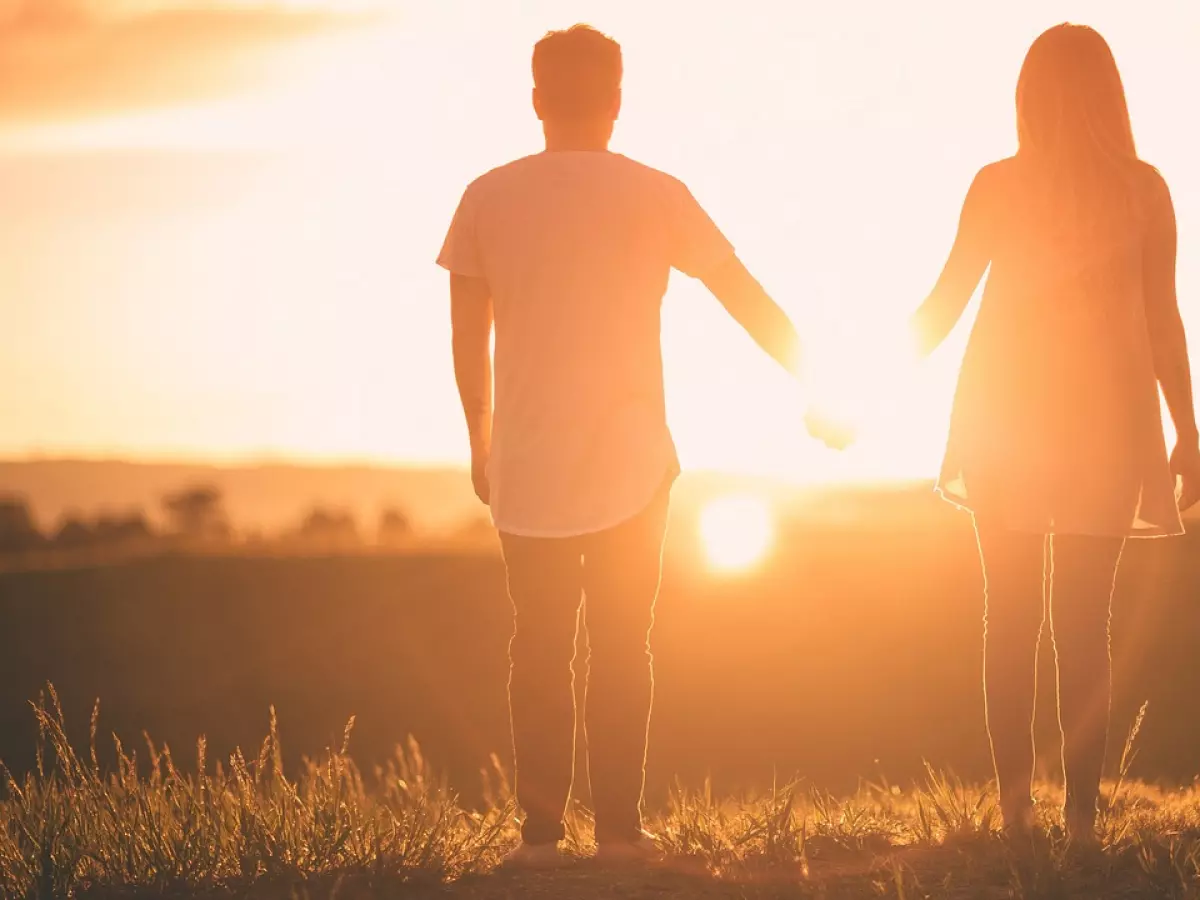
[3,689,1200,899]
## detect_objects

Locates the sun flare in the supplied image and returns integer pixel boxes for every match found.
[699,494,774,572]
[804,321,926,441]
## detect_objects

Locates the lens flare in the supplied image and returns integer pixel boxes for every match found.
[700,493,774,572]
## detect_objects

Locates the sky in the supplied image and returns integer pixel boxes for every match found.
[1,0,1197,482]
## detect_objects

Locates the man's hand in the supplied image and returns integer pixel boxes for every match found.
[451,273,495,506]
[471,451,491,506]
[1172,439,1200,512]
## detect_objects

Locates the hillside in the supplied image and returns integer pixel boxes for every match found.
[0,459,960,537]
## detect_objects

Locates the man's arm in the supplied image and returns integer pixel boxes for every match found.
[450,273,494,504]
[701,255,802,377]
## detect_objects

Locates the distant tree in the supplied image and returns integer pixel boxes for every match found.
[0,496,43,554]
[53,516,94,551]
[297,507,360,549]
[163,485,230,541]
[92,511,155,546]
[378,507,413,547]
[120,511,155,543]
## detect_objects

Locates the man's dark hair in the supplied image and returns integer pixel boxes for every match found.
[532,24,622,121]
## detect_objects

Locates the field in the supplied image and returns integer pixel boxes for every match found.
[4,688,1200,899]
[2,500,1200,897]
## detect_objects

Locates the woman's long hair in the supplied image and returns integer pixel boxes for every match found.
[1015,24,1142,248]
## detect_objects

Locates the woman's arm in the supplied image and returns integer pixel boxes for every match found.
[1144,171,1198,443]
[1142,169,1200,509]
[909,166,996,357]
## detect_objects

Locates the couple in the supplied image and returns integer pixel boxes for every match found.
[437,23,1200,866]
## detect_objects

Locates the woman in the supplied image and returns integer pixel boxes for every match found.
[909,23,1200,836]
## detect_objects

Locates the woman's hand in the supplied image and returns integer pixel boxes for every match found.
[1171,439,1200,512]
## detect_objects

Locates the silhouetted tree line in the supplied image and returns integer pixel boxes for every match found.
[0,500,156,555]
[0,483,233,556]
[0,486,418,559]
[280,505,414,550]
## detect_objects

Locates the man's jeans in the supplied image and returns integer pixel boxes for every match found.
[499,484,670,845]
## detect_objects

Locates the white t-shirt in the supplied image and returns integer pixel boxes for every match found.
[437,151,734,537]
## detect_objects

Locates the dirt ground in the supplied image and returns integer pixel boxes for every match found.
[75,843,1159,900]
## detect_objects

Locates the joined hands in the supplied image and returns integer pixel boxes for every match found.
[801,317,927,453]
[804,406,858,451]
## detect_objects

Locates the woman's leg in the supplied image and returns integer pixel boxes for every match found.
[975,521,1048,828]
[1048,534,1125,835]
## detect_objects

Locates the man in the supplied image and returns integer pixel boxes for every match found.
[437,24,802,867]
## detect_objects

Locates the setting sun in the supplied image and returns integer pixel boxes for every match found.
[700,494,775,572]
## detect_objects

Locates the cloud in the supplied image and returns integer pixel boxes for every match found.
[0,1,384,125]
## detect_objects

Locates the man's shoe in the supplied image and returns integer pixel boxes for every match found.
[499,841,568,870]
[594,832,663,865]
